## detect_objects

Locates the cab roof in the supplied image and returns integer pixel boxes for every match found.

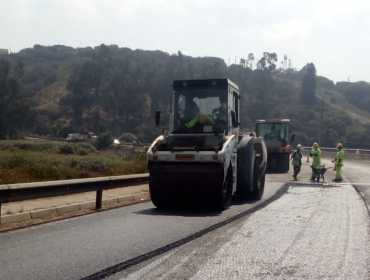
[172,79,239,91]
[256,119,291,123]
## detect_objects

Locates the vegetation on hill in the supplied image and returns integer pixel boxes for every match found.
[1,44,370,149]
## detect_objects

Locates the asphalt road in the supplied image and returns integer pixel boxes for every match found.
[107,160,370,280]
[322,157,370,205]
[0,182,285,280]
[110,182,370,280]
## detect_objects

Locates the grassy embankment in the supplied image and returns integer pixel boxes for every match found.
[0,140,148,184]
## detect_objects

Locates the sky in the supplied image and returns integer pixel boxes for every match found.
[1,0,369,83]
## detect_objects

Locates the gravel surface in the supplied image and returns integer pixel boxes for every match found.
[117,183,370,279]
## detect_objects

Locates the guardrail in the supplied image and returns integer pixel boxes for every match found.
[301,147,370,160]
[0,173,149,227]
[302,147,370,155]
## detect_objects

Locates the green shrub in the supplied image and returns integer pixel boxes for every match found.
[5,154,29,169]
[97,132,113,150]
[59,144,74,155]
[119,132,137,143]
[77,149,89,156]
[77,143,96,152]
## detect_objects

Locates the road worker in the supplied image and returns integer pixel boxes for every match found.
[185,99,215,131]
[332,143,344,182]
[310,142,322,181]
[291,144,303,181]
[185,113,215,129]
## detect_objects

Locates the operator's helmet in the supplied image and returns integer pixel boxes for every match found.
[296,144,303,150]
[337,143,343,148]
[313,142,319,148]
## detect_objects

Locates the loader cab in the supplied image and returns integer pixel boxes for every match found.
[170,79,240,136]
[153,79,240,152]
[255,120,290,141]
[255,119,293,147]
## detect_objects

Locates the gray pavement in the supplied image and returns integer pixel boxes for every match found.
[116,179,369,280]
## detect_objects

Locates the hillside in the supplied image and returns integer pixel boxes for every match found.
[0,44,370,148]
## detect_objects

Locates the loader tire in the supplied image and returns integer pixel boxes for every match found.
[149,188,168,209]
[149,177,170,209]
[236,136,255,200]
[284,153,290,173]
[251,156,265,200]
[214,167,233,210]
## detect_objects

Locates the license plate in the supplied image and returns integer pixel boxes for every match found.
[176,154,194,160]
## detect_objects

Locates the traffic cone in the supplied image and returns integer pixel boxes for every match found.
[306,155,310,163]
[334,159,337,171]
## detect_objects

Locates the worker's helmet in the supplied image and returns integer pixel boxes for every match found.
[313,142,318,148]
[296,144,302,150]
[198,114,209,124]
[337,143,343,148]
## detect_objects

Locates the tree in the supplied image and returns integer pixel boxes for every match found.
[63,60,100,125]
[119,132,137,143]
[267,53,278,71]
[247,53,254,69]
[283,54,288,70]
[256,52,277,72]
[0,58,29,139]
[239,58,246,67]
[96,131,113,150]
[257,55,266,70]
[300,63,317,104]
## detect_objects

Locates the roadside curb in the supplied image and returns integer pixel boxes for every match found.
[1,192,150,225]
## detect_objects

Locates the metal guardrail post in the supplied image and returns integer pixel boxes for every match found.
[96,190,103,210]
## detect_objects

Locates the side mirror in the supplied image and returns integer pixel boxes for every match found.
[155,110,160,127]
[231,110,238,128]
[291,134,296,142]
